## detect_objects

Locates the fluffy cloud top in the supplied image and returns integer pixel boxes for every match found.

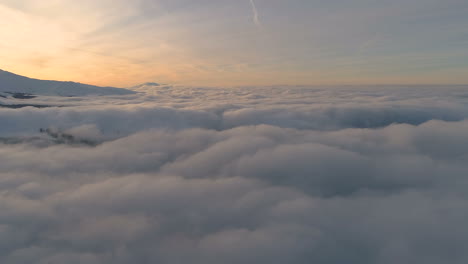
[1,85,468,263]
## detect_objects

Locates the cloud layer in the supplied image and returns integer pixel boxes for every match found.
[1,85,468,263]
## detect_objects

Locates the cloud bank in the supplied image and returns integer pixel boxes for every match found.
[1,85,468,263]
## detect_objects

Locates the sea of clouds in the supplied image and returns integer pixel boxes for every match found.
[1,85,468,263]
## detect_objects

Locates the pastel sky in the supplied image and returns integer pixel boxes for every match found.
[1,0,468,87]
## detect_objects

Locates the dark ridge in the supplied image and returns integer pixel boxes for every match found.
[0,137,44,145]
[0,104,55,109]
[6,92,37,99]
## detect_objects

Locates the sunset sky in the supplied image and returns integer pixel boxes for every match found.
[1,0,468,87]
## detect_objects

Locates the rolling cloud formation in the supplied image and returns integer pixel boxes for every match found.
[1,85,468,263]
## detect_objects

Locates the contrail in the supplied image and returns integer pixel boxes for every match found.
[249,0,261,28]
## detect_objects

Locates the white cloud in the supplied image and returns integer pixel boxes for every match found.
[1,85,468,263]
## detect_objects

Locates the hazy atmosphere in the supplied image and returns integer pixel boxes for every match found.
[1,0,468,263]
[1,0,468,86]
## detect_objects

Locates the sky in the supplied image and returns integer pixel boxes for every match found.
[1,0,468,87]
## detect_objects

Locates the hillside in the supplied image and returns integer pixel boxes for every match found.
[0,69,135,97]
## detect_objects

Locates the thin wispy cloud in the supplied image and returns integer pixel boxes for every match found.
[249,0,261,28]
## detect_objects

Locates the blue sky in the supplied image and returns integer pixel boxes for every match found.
[1,0,468,86]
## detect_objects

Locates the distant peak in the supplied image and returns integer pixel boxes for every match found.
[133,82,161,87]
